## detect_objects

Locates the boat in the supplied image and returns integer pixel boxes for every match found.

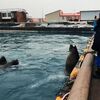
[56,34,100,100]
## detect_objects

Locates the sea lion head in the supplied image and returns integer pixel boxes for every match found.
[0,56,7,65]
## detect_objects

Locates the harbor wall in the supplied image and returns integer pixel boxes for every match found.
[0,27,94,35]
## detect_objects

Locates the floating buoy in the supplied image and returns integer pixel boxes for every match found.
[56,96,62,100]
[70,67,80,80]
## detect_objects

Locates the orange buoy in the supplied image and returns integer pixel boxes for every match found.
[70,67,80,80]
[56,96,62,100]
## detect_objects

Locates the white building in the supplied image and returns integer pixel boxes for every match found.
[45,10,80,23]
[80,10,100,21]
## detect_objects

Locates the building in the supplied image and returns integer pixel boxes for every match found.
[30,18,47,23]
[80,10,100,21]
[45,10,80,23]
[25,17,47,27]
[0,8,28,23]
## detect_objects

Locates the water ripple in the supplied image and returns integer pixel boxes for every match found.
[0,32,90,100]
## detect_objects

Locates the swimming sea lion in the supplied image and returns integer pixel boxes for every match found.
[0,59,19,68]
[0,56,19,68]
[0,56,7,65]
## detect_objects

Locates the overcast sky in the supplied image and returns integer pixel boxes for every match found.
[0,0,100,18]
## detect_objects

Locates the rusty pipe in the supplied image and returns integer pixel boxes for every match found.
[67,53,94,100]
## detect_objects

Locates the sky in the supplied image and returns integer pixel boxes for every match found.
[0,0,100,18]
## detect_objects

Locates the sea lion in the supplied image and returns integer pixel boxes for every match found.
[65,44,79,75]
[0,59,19,68]
[0,56,19,68]
[0,56,7,65]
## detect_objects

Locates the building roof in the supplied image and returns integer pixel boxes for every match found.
[45,10,61,16]
[45,10,80,17]
[80,10,100,12]
[59,10,80,17]
[0,8,27,13]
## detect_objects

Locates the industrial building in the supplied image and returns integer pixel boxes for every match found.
[45,10,80,23]
[45,9,100,23]
[80,10,100,21]
[0,8,28,23]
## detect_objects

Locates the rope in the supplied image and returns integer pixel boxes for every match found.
[56,34,95,100]
[62,92,70,100]
[70,34,95,80]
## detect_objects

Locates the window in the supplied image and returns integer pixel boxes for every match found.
[2,13,6,17]
[8,13,11,17]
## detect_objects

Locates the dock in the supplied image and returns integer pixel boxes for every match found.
[0,27,94,35]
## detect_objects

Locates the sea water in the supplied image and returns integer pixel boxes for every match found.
[0,32,90,100]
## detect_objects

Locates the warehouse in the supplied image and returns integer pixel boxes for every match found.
[80,10,100,21]
[45,10,80,23]
[0,8,28,22]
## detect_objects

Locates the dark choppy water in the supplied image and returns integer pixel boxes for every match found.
[0,32,90,100]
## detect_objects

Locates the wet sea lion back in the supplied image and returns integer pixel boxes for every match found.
[65,44,79,75]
